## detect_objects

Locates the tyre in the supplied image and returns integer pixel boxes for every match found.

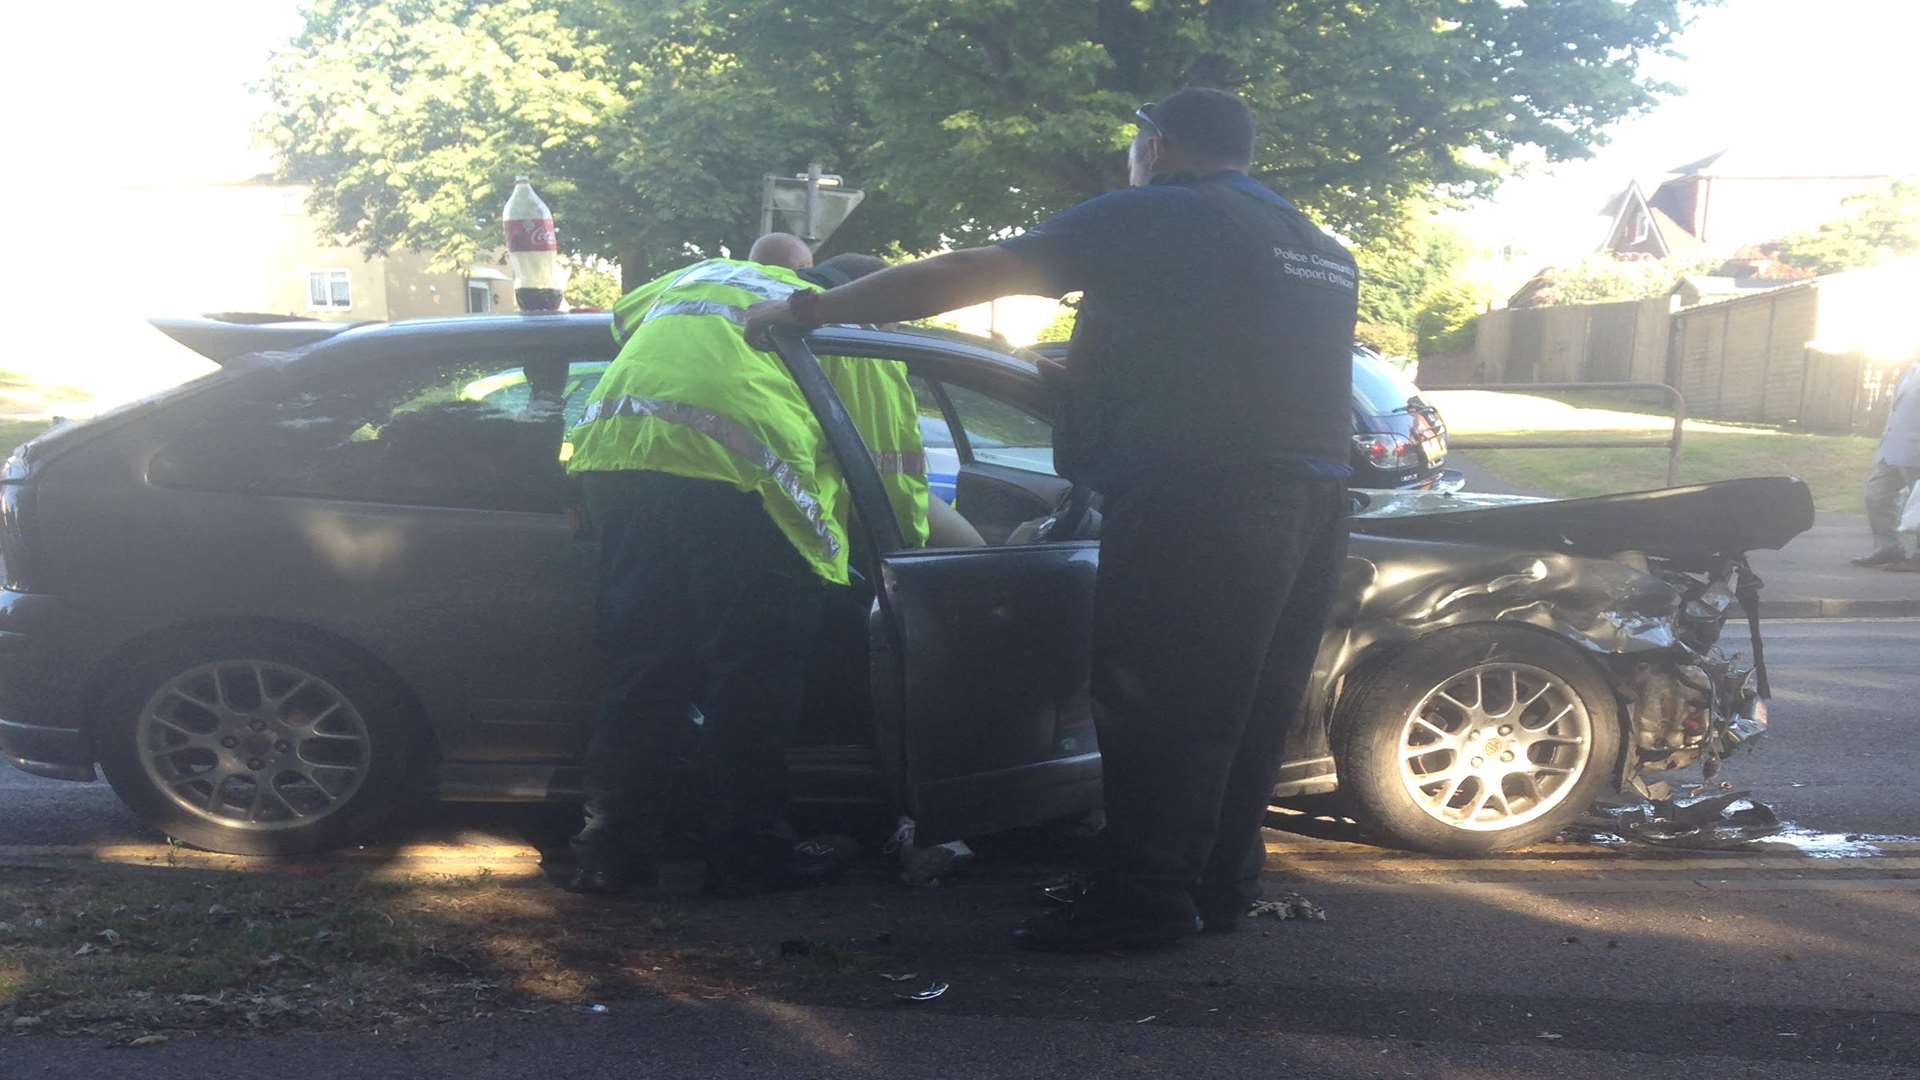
[97,628,424,856]
[1331,626,1621,855]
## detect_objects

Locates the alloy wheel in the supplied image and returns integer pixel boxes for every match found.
[137,660,371,831]
[1396,662,1592,832]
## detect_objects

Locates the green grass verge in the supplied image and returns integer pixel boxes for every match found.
[1465,428,1876,511]
[0,419,50,452]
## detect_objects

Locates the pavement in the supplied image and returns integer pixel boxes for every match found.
[1451,453,1920,618]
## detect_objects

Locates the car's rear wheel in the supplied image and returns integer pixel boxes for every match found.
[1332,626,1620,854]
[98,629,423,856]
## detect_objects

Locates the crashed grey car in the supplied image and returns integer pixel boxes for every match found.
[0,315,1813,856]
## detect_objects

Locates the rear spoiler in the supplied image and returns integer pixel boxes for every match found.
[149,316,366,366]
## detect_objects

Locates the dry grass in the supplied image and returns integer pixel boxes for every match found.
[0,861,904,1042]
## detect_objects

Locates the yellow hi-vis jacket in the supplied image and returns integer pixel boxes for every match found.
[566,257,928,584]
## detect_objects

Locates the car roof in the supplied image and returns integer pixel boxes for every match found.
[299,314,1040,379]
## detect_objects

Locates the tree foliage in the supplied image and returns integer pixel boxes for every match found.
[562,258,622,310]
[1778,181,1920,275]
[1352,206,1483,357]
[1510,253,1724,308]
[264,0,1695,281]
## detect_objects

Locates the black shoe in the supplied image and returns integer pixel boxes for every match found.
[562,859,658,896]
[1030,874,1091,906]
[704,835,855,898]
[1852,546,1906,567]
[1195,895,1253,935]
[1013,887,1200,953]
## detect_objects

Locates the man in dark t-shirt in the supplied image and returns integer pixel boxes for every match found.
[746,88,1357,951]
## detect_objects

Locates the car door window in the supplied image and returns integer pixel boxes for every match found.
[906,375,961,503]
[152,353,594,513]
[941,383,1056,476]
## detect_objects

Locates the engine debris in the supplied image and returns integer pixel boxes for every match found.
[1248,893,1327,922]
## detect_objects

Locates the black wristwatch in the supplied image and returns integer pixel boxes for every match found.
[788,288,825,329]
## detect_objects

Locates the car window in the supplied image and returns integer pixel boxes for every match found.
[941,383,1056,475]
[906,375,954,448]
[151,352,587,513]
[465,359,608,462]
[1350,350,1419,416]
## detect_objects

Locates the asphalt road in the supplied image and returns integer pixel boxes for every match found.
[3,618,1915,847]
[5,619,1920,1077]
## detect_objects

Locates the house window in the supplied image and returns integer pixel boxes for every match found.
[1630,211,1651,245]
[307,270,351,310]
[466,281,493,314]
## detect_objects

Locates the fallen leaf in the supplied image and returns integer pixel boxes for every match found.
[73,943,100,958]
[96,929,123,947]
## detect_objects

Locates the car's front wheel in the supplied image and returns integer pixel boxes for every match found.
[97,629,423,856]
[1332,626,1621,854]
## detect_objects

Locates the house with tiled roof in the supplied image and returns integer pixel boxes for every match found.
[1600,149,1901,259]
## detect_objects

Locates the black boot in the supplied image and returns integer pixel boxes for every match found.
[565,823,659,896]
[563,860,659,896]
[704,834,856,898]
[1013,881,1200,952]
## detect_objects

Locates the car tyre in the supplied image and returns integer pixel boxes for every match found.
[97,628,424,856]
[1332,626,1620,855]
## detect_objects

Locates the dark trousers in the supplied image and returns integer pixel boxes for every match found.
[1865,460,1920,550]
[1091,470,1347,912]
[574,470,821,873]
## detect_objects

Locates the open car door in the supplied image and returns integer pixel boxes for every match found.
[772,327,1104,838]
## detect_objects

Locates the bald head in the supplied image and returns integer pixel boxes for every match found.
[748,232,813,270]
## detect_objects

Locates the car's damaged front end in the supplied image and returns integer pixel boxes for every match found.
[1617,554,1771,793]
[1283,476,1816,829]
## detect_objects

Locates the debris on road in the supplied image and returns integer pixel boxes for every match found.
[1249,893,1327,922]
[1563,792,1784,849]
[877,973,919,983]
[574,1004,609,1016]
[894,982,948,1003]
[124,1035,169,1048]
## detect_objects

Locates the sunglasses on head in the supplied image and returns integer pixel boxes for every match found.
[1134,103,1162,139]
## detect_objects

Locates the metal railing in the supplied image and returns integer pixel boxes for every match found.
[1422,381,1688,487]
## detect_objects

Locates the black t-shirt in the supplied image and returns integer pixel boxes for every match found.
[999,171,1356,493]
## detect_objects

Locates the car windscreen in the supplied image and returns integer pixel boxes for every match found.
[1350,351,1419,416]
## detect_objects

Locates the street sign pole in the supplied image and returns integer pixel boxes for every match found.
[805,161,822,244]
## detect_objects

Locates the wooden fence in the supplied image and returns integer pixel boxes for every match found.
[1453,280,1896,435]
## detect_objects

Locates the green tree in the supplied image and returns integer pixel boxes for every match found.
[265,0,1696,280]
[1778,181,1920,274]
[1033,301,1079,344]
[563,258,622,310]
[1414,280,1484,356]
[1351,204,1490,357]
[1511,254,1719,308]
